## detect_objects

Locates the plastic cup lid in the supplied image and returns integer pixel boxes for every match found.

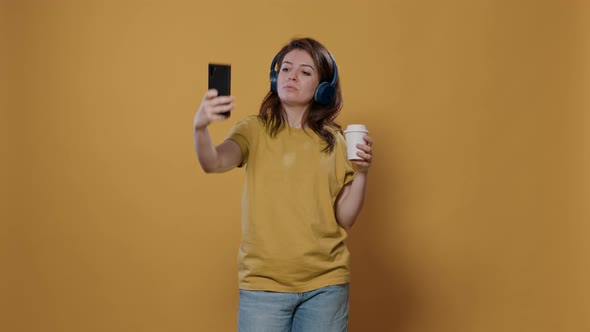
[344,124,368,133]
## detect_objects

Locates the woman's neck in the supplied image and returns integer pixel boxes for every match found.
[282,104,309,129]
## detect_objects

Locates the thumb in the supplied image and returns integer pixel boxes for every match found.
[204,89,219,99]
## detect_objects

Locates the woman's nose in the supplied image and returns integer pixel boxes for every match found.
[287,72,297,81]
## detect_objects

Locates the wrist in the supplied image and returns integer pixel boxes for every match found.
[194,123,208,132]
[354,170,369,179]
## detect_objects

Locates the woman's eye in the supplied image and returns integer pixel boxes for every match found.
[281,67,290,72]
[303,71,311,76]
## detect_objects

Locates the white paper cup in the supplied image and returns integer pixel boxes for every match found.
[344,124,368,160]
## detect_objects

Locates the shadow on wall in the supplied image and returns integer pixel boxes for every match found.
[347,143,420,331]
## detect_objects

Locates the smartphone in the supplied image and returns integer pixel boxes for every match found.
[208,63,231,117]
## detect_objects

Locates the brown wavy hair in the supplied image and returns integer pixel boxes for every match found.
[259,37,343,153]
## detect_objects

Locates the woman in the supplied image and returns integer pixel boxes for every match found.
[194,37,373,331]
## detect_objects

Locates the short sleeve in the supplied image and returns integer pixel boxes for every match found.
[335,132,356,186]
[225,116,257,167]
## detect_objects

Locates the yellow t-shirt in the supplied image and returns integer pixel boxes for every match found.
[226,115,355,293]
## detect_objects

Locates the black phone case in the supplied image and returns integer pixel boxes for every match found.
[208,64,231,96]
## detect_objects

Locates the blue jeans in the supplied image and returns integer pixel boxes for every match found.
[238,283,349,332]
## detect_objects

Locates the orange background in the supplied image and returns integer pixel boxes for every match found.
[2,0,589,331]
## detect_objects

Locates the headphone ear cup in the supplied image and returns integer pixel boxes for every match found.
[314,82,336,105]
[270,70,278,93]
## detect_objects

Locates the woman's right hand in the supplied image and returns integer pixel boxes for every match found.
[194,89,236,130]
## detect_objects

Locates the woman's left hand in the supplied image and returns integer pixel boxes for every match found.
[351,135,373,173]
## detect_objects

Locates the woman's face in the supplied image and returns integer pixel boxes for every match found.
[277,49,320,107]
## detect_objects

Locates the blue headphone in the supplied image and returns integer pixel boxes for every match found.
[269,51,339,105]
